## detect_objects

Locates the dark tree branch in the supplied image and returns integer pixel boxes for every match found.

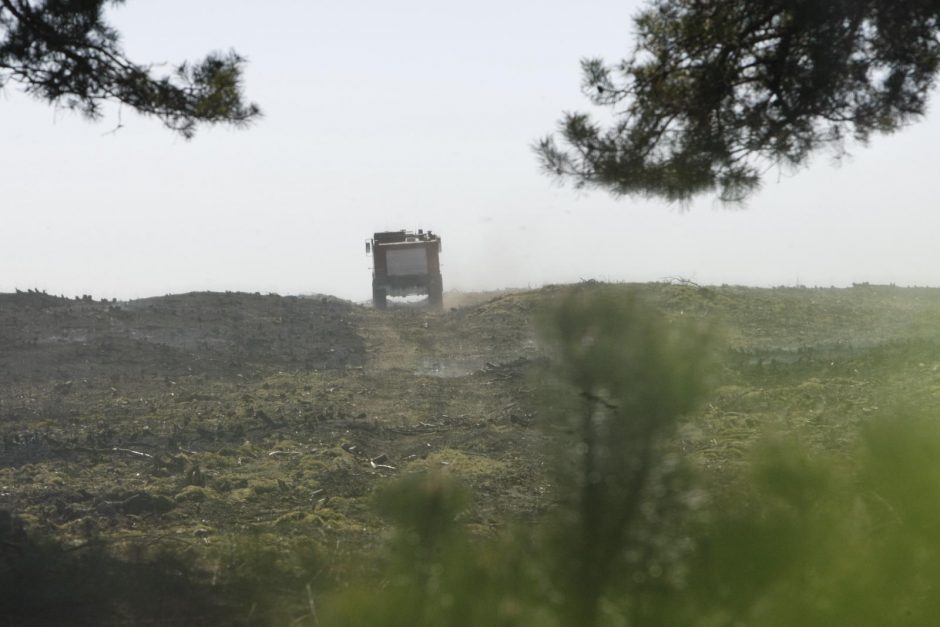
[0,0,260,137]
[538,0,940,203]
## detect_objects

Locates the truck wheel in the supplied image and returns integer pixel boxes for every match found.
[373,286,387,309]
[427,276,443,310]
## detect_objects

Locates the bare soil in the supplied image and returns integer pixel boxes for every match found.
[4,282,940,551]
[0,289,548,549]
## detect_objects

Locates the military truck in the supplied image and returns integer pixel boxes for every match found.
[366,229,443,309]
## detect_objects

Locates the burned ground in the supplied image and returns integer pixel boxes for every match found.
[3,282,940,563]
[0,289,549,553]
[0,291,364,382]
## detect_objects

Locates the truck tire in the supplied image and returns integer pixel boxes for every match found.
[373,285,387,310]
[427,275,443,310]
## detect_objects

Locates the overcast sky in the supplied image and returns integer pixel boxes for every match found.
[3,1,940,302]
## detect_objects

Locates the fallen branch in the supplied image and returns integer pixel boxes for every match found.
[112,447,153,459]
[52,445,153,460]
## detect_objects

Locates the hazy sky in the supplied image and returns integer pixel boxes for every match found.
[3,1,940,302]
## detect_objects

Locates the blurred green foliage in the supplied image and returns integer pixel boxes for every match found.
[325,289,940,626]
[536,289,716,626]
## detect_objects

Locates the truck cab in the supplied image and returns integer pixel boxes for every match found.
[366,229,443,309]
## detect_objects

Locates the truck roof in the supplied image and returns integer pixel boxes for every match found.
[372,229,439,244]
